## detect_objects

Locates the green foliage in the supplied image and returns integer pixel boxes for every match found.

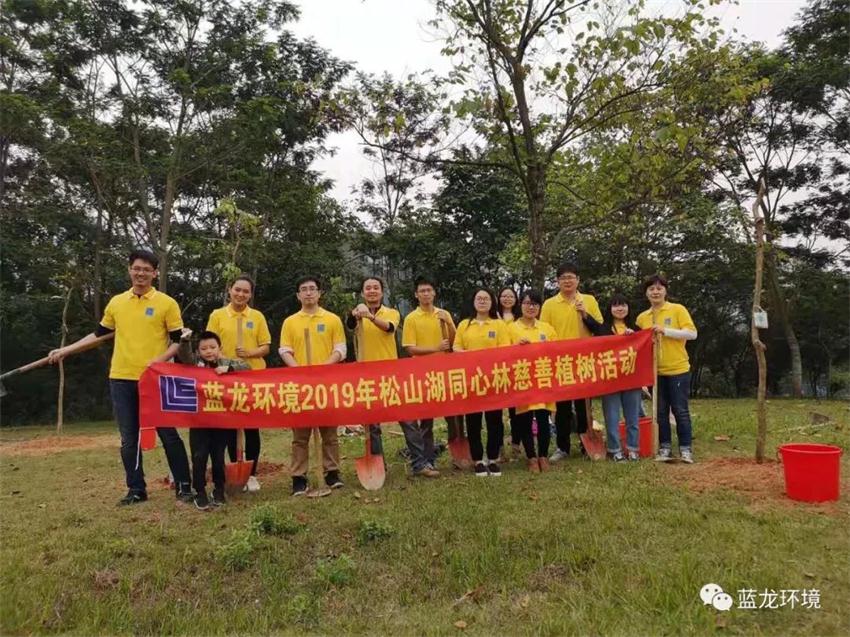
[216,528,259,572]
[315,554,356,587]
[248,505,305,537]
[356,519,395,545]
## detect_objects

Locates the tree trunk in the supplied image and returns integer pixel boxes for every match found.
[764,251,803,397]
[93,207,103,319]
[527,168,547,290]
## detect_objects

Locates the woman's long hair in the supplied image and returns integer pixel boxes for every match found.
[460,287,500,326]
[497,286,519,320]
[602,292,638,334]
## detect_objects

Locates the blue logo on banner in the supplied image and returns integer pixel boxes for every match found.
[246,321,254,329]
[488,330,496,338]
[317,324,326,333]
[145,307,154,317]
[159,376,198,413]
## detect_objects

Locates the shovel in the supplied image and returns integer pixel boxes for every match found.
[304,328,331,498]
[441,320,472,465]
[224,317,253,490]
[579,398,606,460]
[353,322,386,490]
[651,310,660,457]
[0,332,115,397]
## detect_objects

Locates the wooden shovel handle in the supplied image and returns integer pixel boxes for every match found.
[304,327,312,365]
[1,332,115,381]
[651,310,659,456]
[236,316,244,350]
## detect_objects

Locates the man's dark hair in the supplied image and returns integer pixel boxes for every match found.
[198,330,221,346]
[361,276,385,291]
[296,275,322,291]
[642,273,669,292]
[414,275,436,291]
[556,262,579,278]
[128,249,159,269]
[230,274,255,293]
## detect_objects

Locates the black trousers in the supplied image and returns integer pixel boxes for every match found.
[554,399,589,453]
[515,409,552,459]
[508,407,520,445]
[225,429,260,475]
[190,428,228,493]
[465,410,504,462]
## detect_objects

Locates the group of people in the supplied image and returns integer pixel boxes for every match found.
[48,250,697,509]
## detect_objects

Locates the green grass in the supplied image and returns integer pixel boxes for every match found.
[1,399,848,636]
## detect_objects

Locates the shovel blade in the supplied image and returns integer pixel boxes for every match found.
[448,436,473,463]
[355,455,386,491]
[225,460,253,489]
[579,430,607,461]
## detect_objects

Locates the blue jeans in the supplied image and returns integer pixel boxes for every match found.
[656,372,693,449]
[368,421,431,472]
[601,389,642,454]
[110,380,191,494]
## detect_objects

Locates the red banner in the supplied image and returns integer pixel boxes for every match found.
[139,331,653,429]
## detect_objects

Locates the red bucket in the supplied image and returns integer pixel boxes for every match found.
[139,427,157,451]
[779,443,842,502]
[618,417,653,458]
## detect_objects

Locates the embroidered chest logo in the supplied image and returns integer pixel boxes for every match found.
[145,307,155,317]
[317,324,326,333]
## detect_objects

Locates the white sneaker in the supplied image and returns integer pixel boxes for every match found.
[244,475,261,493]
[549,448,569,463]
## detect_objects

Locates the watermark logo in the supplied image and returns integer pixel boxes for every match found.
[700,584,821,611]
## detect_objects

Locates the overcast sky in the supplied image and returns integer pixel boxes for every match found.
[289,0,807,205]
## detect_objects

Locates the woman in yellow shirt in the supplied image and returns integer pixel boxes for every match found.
[454,287,511,477]
[498,286,521,457]
[509,290,558,473]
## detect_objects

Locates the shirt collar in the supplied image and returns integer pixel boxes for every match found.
[297,307,326,318]
[128,287,157,300]
[226,304,250,318]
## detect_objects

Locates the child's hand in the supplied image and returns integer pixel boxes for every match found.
[215,365,230,375]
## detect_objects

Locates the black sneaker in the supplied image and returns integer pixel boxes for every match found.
[474,462,488,477]
[325,470,344,489]
[292,476,308,496]
[210,488,226,507]
[118,491,147,506]
[193,491,210,510]
[488,462,501,476]
[176,483,194,504]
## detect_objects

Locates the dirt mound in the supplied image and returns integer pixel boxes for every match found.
[667,457,845,514]
[0,434,116,457]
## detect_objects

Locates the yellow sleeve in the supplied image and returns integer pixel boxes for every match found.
[497,322,511,346]
[256,312,272,346]
[280,318,291,349]
[330,315,345,346]
[401,314,417,347]
[587,295,603,324]
[205,310,218,333]
[165,298,183,331]
[101,298,116,330]
[540,299,552,325]
[454,320,468,350]
[386,309,400,330]
[677,305,696,332]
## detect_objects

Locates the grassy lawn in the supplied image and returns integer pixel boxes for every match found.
[1,399,848,636]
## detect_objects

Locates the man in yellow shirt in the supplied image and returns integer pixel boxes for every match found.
[636,274,698,463]
[346,276,439,477]
[206,274,271,492]
[48,250,192,505]
[279,275,347,496]
[402,276,458,467]
[540,262,604,461]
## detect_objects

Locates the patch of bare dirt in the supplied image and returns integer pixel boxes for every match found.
[666,457,846,515]
[0,434,116,457]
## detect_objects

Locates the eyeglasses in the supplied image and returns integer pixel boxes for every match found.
[299,286,319,293]
[130,267,155,274]
[521,301,540,307]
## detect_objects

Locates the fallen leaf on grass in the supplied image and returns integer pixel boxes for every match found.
[804,572,815,579]
[715,614,728,629]
[519,594,530,608]
[453,620,467,630]
[713,435,731,442]
[353,491,361,499]
[528,493,539,501]
[453,585,484,606]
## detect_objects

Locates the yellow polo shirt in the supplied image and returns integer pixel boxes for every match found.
[509,319,558,413]
[540,292,602,340]
[401,307,456,354]
[357,306,401,362]
[280,308,345,365]
[101,288,183,380]
[206,304,271,370]
[636,302,696,376]
[454,318,511,351]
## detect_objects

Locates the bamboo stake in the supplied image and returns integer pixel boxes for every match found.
[751,179,769,463]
